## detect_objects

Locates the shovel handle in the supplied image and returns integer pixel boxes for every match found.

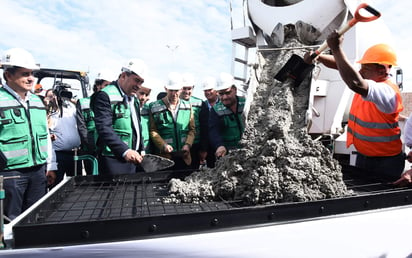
[311,3,381,58]
[351,3,381,25]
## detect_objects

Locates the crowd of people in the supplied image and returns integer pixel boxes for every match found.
[1,30,412,219]
[0,47,245,219]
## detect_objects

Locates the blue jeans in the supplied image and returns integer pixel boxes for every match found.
[1,164,47,220]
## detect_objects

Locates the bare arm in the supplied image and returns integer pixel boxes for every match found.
[327,31,369,97]
[317,54,338,69]
[303,52,338,69]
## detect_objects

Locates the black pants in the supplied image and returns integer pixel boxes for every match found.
[98,155,137,176]
[206,144,216,168]
[356,152,405,181]
[189,143,201,169]
[53,151,82,188]
[1,164,47,220]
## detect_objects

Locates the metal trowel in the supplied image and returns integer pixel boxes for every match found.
[140,154,175,173]
[274,3,380,87]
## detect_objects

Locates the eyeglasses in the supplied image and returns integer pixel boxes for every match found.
[134,78,144,84]
[218,88,232,97]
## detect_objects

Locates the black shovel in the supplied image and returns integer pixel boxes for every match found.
[274,3,381,87]
[140,154,175,172]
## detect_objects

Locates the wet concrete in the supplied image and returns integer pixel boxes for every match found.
[165,25,351,205]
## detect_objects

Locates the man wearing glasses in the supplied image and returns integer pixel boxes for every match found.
[209,73,245,159]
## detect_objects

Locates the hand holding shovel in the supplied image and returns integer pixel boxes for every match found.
[275,3,381,87]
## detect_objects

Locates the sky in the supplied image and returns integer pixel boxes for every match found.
[0,0,411,100]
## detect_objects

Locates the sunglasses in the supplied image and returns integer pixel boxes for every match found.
[218,88,232,97]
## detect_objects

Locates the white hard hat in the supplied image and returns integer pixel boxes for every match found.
[0,48,39,70]
[140,76,156,90]
[215,72,235,91]
[165,72,183,90]
[96,69,116,82]
[202,76,216,90]
[121,58,148,79]
[181,73,195,87]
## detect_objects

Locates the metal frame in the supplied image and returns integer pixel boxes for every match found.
[9,167,412,248]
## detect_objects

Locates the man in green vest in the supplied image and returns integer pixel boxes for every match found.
[0,48,57,219]
[92,59,147,175]
[149,72,195,170]
[209,73,245,159]
[180,73,209,169]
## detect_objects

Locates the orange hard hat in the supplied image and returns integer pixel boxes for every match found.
[357,43,397,66]
[34,84,43,92]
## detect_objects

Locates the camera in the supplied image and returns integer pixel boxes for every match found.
[53,81,73,99]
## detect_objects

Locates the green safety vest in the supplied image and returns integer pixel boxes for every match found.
[213,96,245,149]
[189,96,203,144]
[140,103,151,153]
[149,99,191,153]
[78,97,97,152]
[0,88,48,170]
[98,84,139,156]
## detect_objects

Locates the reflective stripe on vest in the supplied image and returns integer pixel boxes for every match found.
[349,113,399,130]
[3,148,29,159]
[347,126,400,142]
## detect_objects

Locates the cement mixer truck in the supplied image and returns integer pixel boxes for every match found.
[2,1,412,257]
[232,0,404,166]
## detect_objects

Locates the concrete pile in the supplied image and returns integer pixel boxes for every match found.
[165,25,351,205]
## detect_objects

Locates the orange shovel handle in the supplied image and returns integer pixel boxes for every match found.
[313,3,381,57]
[351,3,381,25]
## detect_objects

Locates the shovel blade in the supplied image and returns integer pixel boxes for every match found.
[140,154,174,173]
[274,54,315,87]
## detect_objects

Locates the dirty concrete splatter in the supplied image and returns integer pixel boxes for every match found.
[165,25,351,205]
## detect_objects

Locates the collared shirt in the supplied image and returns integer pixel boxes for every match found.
[2,83,31,109]
[128,96,141,150]
[164,97,180,120]
[206,99,219,110]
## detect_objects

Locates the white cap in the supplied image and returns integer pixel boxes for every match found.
[181,73,195,87]
[202,76,216,90]
[140,76,157,90]
[96,69,116,82]
[0,48,39,70]
[215,72,235,91]
[121,58,148,78]
[165,72,183,90]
